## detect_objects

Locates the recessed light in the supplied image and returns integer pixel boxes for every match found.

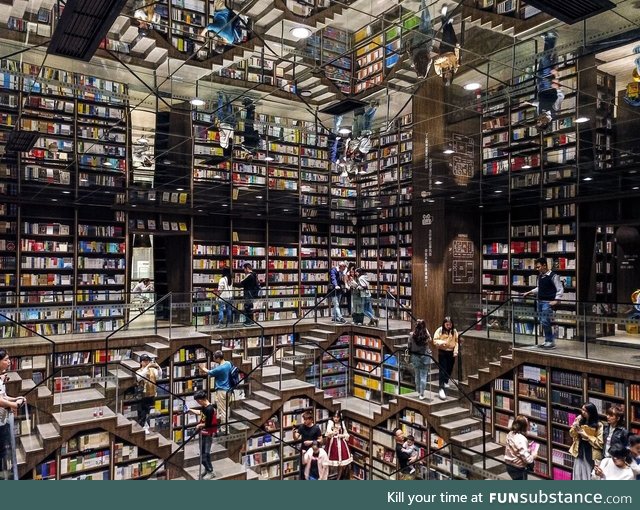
[290,26,312,39]
[197,209,203,212]
[427,199,435,203]
[443,149,454,155]
[283,209,289,212]
[299,90,312,97]
[222,204,228,207]
[450,196,455,199]
[495,190,502,193]
[149,197,156,201]
[376,207,382,210]
[633,186,639,190]
[264,156,274,162]
[256,195,263,199]
[137,137,148,144]
[176,188,184,191]
[575,117,590,124]
[51,198,58,202]
[190,98,205,107]
[338,127,351,135]
[583,177,593,181]
[257,213,262,216]
[62,190,70,194]
[131,204,137,207]
[464,82,481,91]
[103,161,113,167]
[522,165,531,169]
[434,180,443,185]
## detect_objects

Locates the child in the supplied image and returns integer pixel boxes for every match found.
[629,434,640,479]
[402,435,419,474]
[189,390,218,480]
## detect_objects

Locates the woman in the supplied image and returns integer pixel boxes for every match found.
[504,415,537,480]
[602,404,628,459]
[345,266,363,325]
[325,411,352,479]
[431,317,459,400]
[217,267,233,327]
[355,268,378,326]
[409,319,431,400]
[570,402,604,480]
[592,445,636,480]
[303,441,329,480]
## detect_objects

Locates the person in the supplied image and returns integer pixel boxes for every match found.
[329,261,346,323]
[409,319,432,400]
[504,415,538,480]
[591,445,636,480]
[569,402,604,480]
[135,354,161,434]
[535,31,564,131]
[393,427,414,480]
[132,278,154,313]
[433,5,460,86]
[293,410,322,479]
[325,411,352,479]
[343,105,376,167]
[217,91,235,155]
[343,262,356,317]
[303,441,329,480]
[198,350,232,434]
[406,0,434,79]
[202,5,245,53]
[189,390,218,480]
[1,350,26,477]
[238,262,260,326]
[355,268,378,326]
[401,435,420,474]
[329,115,346,166]
[346,265,363,325]
[217,267,233,327]
[240,97,261,155]
[628,434,640,479]
[431,316,459,400]
[522,257,563,349]
[602,404,628,459]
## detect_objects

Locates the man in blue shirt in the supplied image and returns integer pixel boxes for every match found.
[199,350,232,434]
[522,257,564,349]
[202,8,244,53]
[329,261,346,323]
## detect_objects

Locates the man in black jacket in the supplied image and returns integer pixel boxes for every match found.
[239,263,260,326]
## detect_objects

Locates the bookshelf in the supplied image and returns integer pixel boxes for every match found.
[305,334,349,398]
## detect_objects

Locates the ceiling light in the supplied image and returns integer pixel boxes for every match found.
[495,190,502,193]
[479,205,484,208]
[434,180,443,185]
[633,186,639,190]
[290,26,312,39]
[256,195,263,199]
[131,204,137,207]
[51,198,58,202]
[222,204,228,207]
[190,98,205,107]
[583,177,593,181]
[522,165,531,169]
[264,156,274,162]
[443,149,454,155]
[197,209,203,212]
[257,213,262,216]
[283,209,289,212]
[62,190,71,194]
[575,116,590,123]
[376,207,382,210]
[299,90,312,97]
[137,137,148,145]
[338,127,351,135]
[427,199,435,203]
[103,161,113,167]
[149,196,156,201]
[464,82,481,91]
[176,188,184,191]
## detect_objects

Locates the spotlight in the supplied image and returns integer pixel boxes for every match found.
[464,82,481,91]
[290,26,312,39]
[190,98,205,107]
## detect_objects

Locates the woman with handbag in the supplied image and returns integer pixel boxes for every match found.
[570,402,604,479]
[431,316,459,400]
[504,415,538,479]
[409,319,431,400]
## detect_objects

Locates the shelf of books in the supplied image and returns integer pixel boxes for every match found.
[231,222,267,291]
[592,225,616,335]
[300,222,330,318]
[76,211,127,333]
[593,70,615,171]
[320,27,352,95]
[396,115,413,317]
[267,219,300,321]
[493,374,515,447]
[630,383,640,435]
[330,222,356,267]
[0,185,17,319]
[305,334,349,398]
[371,418,398,479]
[192,108,231,189]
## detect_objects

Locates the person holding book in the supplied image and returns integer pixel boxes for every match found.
[189,390,218,480]
[431,316,459,400]
[217,267,233,327]
[201,5,246,53]
[325,411,352,480]
[198,351,232,434]
[217,91,235,156]
[1,349,26,476]
[409,319,432,400]
[504,415,538,480]
[303,441,330,480]
[238,263,260,326]
[521,257,563,349]
[135,354,161,434]
[602,404,628,459]
[591,445,636,480]
[570,402,604,479]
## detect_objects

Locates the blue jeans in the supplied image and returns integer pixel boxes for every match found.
[331,292,343,320]
[537,300,554,344]
[217,91,234,125]
[411,354,430,396]
[363,297,375,320]
[218,300,232,324]
[200,433,213,473]
[537,34,557,105]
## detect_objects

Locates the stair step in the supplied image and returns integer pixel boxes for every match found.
[430,406,470,420]
[242,399,271,413]
[261,366,294,379]
[52,387,106,406]
[21,379,35,392]
[132,350,157,361]
[211,457,248,480]
[229,421,251,433]
[232,408,261,422]
[334,396,380,419]
[488,361,502,367]
[298,336,328,345]
[472,457,505,474]
[478,368,490,374]
[36,423,60,441]
[183,441,228,467]
[20,434,43,454]
[37,386,52,398]
[264,379,314,392]
[449,429,491,447]
[440,417,481,432]
[108,368,134,380]
[246,468,260,480]
[53,406,116,427]
[252,390,280,405]
[310,328,335,337]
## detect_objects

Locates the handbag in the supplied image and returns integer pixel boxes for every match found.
[401,348,411,365]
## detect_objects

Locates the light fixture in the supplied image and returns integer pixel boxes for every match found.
[338,127,351,135]
[283,209,289,212]
[256,195,263,199]
[51,198,58,202]
[583,177,593,181]
[299,90,312,97]
[479,205,484,208]
[176,188,184,191]
[427,199,435,203]
[149,196,156,201]
[222,204,228,207]
[575,116,590,124]
[103,161,113,167]
[131,204,137,207]
[443,149,454,155]
[376,207,382,210]
[190,98,205,107]
[633,186,639,190]
[464,82,481,91]
[264,156,274,162]
[522,165,531,169]
[137,137,149,145]
[494,190,502,193]
[434,180,443,185]
[62,190,71,194]
[290,26,312,39]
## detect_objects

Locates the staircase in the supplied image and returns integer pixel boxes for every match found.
[461,2,553,37]
[458,353,517,393]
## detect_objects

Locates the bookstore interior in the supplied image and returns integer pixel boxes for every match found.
[1,0,640,482]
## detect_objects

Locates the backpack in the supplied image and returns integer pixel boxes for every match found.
[229,363,241,390]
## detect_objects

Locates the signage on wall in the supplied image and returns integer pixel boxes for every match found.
[450,133,474,186]
[450,234,475,285]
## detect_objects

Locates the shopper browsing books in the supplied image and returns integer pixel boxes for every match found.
[628,434,640,479]
[569,402,604,480]
[602,404,628,458]
[409,319,432,400]
[591,445,635,480]
[325,411,352,479]
[1,349,26,476]
[238,263,260,326]
[431,317,459,400]
[189,390,218,480]
[293,411,322,479]
[433,5,460,86]
[199,351,232,434]
[393,428,414,480]
[329,261,347,323]
[534,31,565,132]
[217,267,234,327]
[504,415,538,480]
[406,0,435,79]
[135,354,161,434]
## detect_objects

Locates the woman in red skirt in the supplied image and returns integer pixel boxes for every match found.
[325,411,353,479]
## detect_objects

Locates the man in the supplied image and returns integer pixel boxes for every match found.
[217,91,235,156]
[238,262,260,326]
[406,0,435,79]
[433,5,460,86]
[329,261,347,323]
[199,350,232,434]
[240,97,261,156]
[132,278,154,313]
[189,390,218,479]
[1,349,26,478]
[135,354,161,434]
[393,427,414,480]
[293,410,322,479]
[201,6,245,53]
[522,257,563,349]
[535,31,564,131]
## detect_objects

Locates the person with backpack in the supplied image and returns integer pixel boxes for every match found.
[521,257,564,349]
[238,262,260,326]
[199,350,233,434]
[189,390,218,480]
[135,354,161,434]
[409,319,432,400]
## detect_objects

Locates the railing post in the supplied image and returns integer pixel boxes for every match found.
[168,292,173,338]
[385,293,389,331]
[583,302,588,359]
[314,288,318,323]
[534,298,539,347]
[482,410,487,471]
